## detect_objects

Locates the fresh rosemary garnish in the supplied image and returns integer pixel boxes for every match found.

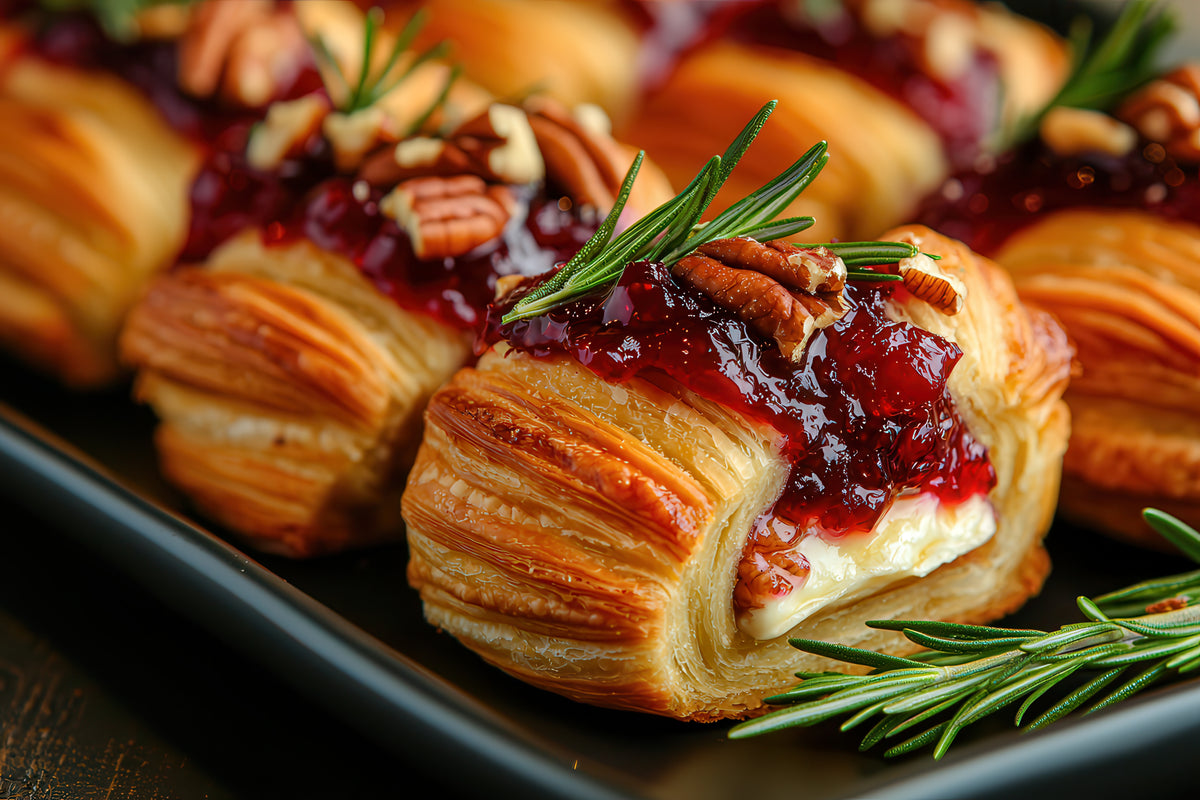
[309,6,456,126]
[729,509,1200,759]
[1009,0,1177,145]
[501,102,925,324]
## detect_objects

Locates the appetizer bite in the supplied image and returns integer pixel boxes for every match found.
[402,105,1073,720]
[119,6,672,557]
[620,0,1070,241]
[915,2,1200,548]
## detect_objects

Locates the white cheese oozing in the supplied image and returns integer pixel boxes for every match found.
[739,493,996,641]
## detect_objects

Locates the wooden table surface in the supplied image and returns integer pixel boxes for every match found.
[0,497,472,800]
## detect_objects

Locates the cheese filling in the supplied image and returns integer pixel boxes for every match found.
[739,493,996,641]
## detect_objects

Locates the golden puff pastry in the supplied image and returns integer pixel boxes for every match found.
[402,225,1072,720]
[410,0,644,124]
[0,39,199,387]
[619,0,1068,242]
[120,232,473,557]
[996,210,1200,549]
[120,81,673,556]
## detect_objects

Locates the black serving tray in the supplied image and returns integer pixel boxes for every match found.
[3,355,1200,800]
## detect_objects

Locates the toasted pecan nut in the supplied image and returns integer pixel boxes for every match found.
[381,175,513,260]
[1118,64,1200,162]
[697,238,846,294]
[672,249,845,361]
[246,94,331,170]
[899,252,966,315]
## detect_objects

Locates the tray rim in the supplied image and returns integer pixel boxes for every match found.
[6,397,1200,800]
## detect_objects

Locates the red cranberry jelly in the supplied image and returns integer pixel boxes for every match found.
[915,140,1200,256]
[188,141,600,329]
[721,4,1001,167]
[488,260,995,535]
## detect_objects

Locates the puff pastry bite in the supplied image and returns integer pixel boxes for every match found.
[120,4,674,556]
[0,0,344,386]
[620,0,1069,241]
[402,125,1073,719]
[916,58,1200,548]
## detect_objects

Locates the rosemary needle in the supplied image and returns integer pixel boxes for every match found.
[729,509,1200,758]
[501,102,926,325]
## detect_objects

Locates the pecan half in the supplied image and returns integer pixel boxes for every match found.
[898,252,966,315]
[1118,64,1200,163]
[524,97,631,211]
[671,237,847,361]
[358,104,545,188]
[380,175,514,260]
[177,0,308,108]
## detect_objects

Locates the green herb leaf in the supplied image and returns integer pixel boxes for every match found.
[729,509,1200,758]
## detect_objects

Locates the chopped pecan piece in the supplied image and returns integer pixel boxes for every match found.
[1118,64,1200,162]
[380,175,514,260]
[177,0,307,108]
[733,548,809,611]
[358,104,545,188]
[898,252,966,315]
[672,237,847,361]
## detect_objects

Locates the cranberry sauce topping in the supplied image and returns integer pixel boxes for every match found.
[28,12,321,143]
[915,139,1200,256]
[487,261,995,534]
[189,135,599,329]
[720,3,1002,167]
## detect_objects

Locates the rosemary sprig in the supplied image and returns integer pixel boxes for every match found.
[308,7,456,123]
[729,509,1200,758]
[1009,0,1176,145]
[501,102,925,324]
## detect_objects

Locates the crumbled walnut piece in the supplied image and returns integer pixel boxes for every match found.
[898,252,966,315]
[672,238,847,360]
[1118,64,1200,163]
[246,94,330,171]
[1040,107,1138,158]
[380,175,514,260]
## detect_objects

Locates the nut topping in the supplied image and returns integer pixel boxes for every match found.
[1039,107,1138,159]
[178,0,308,108]
[1117,64,1200,163]
[898,253,965,315]
[671,238,847,361]
[357,104,545,188]
[246,94,330,171]
[380,175,514,260]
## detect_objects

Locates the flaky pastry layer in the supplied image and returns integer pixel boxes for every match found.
[0,45,199,386]
[120,232,472,557]
[997,209,1200,547]
[403,226,1072,720]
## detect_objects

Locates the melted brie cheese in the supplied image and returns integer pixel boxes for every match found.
[740,493,996,641]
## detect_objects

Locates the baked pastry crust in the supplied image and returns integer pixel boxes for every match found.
[402,225,1072,720]
[0,44,199,386]
[120,232,473,557]
[619,0,1068,242]
[997,209,1200,548]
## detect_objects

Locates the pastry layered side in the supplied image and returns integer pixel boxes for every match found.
[621,0,1068,241]
[121,233,472,556]
[117,1,674,558]
[997,211,1200,547]
[0,36,198,386]
[916,61,1200,547]
[403,225,1072,720]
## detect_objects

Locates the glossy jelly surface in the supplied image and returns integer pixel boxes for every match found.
[488,261,995,533]
[916,140,1200,255]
